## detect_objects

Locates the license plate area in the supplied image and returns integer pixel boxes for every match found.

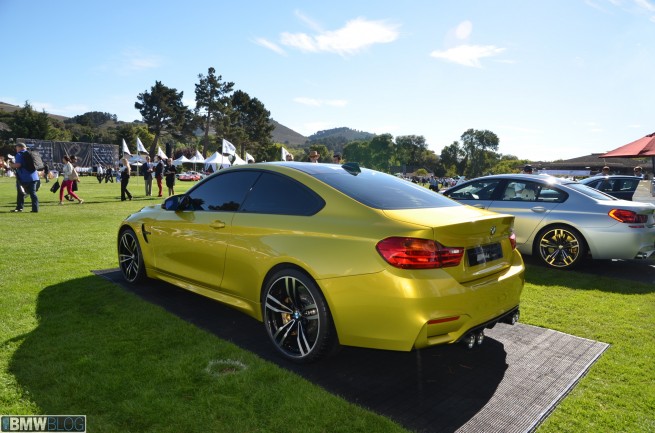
[467,242,503,266]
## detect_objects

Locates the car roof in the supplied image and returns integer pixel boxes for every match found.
[579,175,642,181]
[454,173,573,185]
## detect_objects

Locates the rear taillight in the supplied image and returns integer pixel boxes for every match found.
[609,209,647,224]
[376,237,464,269]
[509,231,517,250]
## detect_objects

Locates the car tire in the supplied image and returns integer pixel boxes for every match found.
[118,228,146,283]
[262,268,337,363]
[535,224,587,269]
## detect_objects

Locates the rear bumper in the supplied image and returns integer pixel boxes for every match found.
[585,227,655,260]
[320,250,525,352]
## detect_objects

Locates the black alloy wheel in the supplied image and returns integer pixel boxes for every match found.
[118,228,146,283]
[263,269,336,363]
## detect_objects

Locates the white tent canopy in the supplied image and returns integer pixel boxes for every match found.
[204,151,231,170]
[128,154,146,164]
[232,154,247,165]
[172,155,191,166]
[188,150,205,163]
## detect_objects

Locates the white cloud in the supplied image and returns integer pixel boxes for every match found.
[113,49,162,75]
[430,44,506,67]
[455,21,473,39]
[294,97,321,107]
[279,17,399,56]
[254,37,287,55]
[294,10,324,33]
[634,0,655,12]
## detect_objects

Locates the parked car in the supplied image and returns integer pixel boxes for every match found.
[442,174,655,269]
[118,162,524,363]
[578,175,642,200]
[177,171,203,181]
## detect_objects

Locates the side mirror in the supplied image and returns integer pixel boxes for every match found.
[162,195,185,211]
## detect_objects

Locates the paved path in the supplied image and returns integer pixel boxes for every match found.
[634,179,655,204]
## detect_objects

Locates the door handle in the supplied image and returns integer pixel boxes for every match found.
[209,220,226,229]
[530,207,547,213]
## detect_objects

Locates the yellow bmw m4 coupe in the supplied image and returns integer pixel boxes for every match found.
[118,162,524,362]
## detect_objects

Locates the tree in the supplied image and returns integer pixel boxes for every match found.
[194,67,234,156]
[488,154,523,174]
[439,141,467,176]
[369,133,394,172]
[460,129,499,177]
[227,90,274,160]
[343,140,372,167]
[135,81,189,157]
[5,102,50,141]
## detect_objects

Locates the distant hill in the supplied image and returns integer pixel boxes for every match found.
[0,101,68,122]
[309,127,374,142]
[1,102,376,150]
[271,119,308,146]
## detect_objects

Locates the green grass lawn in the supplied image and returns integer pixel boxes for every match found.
[1,175,653,433]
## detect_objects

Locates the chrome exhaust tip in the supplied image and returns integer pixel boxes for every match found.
[465,333,476,349]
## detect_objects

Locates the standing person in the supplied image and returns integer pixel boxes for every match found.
[332,153,342,164]
[141,156,154,196]
[154,155,165,197]
[120,156,132,201]
[105,165,113,183]
[164,158,176,196]
[595,166,610,176]
[96,164,104,183]
[522,164,533,174]
[9,143,40,213]
[309,150,320,163]
[43,163,50,183]
[633,166,644,179]
[59,155,83,205]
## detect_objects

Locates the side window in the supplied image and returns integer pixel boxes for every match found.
[447,180,501,200]
[186,171,260,211]
[621,179,639,191]
[536,186,567,203]
[241,172,325,215]
[503,181,540,201]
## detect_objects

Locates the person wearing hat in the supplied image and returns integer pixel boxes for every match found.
[633,166,644,179]
[9,142,39,212]
[522,164,533,174]
[309,150,320,163]
[595,166,610,176]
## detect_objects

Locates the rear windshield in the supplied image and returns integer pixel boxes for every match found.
[312,167,459,210]
[567,183,617,201]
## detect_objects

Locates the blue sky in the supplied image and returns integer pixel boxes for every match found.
[2,0,654,161]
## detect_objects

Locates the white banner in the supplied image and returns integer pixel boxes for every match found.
[281,147,291,161]
[222,139,236,156]
[136,137,148,154]
[122,139,131,155]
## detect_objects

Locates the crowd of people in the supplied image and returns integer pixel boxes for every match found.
[2,145,650,214]
[1,146,181,213]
